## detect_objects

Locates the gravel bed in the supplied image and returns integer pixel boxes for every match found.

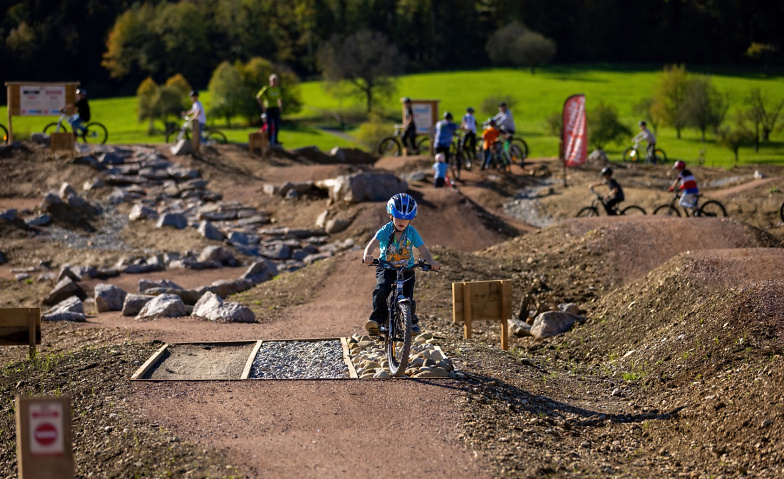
[502,180,557,228]
[250,340,350,379]
[43,206,139,251]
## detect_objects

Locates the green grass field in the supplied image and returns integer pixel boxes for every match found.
[3,65,783,167]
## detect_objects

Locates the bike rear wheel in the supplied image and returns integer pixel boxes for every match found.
[80,122,108,144]
[167,129,189,143]
[576,206,600,217]
[653,204,681,216]
[620,205,647,215]
[386,302,412,377]
[697,200,727,217]
[780,202,784,223]
[377,137,401,157]
[206,130,227,144]
[416,136,432,156]
[654,148,667,163]
[0,124,8,144]
[43,122,68,135]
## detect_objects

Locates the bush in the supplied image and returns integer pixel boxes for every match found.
[544,112,562,138]
[480,95,518,119]
[587,101,632,150]
[355,114,395,151]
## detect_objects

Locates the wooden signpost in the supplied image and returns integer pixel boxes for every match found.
[452,280,512,350]
[15,396,74,479]
[0,307,41,360]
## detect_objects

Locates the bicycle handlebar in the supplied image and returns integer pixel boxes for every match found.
[364,258,439,272]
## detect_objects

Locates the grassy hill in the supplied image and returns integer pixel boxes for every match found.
[2,65,782,166]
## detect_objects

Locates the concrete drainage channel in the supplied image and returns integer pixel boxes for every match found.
[131,333,457,381]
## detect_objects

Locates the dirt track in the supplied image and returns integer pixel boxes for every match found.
[1,143,784,477]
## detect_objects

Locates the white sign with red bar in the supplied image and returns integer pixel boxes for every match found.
[29,401,65,456]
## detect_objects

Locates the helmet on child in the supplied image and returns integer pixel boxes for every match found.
[443,111,453,120]
[190,90,199,97]
[673,160,686,170]
[466,107,475,113]
[75,88,87,96]
[435,153,446,163]
[600,167,613,176]
[387,193,418,220]
[639,120,647,127]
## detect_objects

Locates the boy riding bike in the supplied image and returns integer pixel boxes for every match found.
[633,120,657,164]
[669,160,699,214]
[61,88,90,137]
[589,166,625,215]
[362,193,440,336]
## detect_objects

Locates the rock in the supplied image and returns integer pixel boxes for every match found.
[44,278,87,306]
[558,302,580,316]
[57,265,81,282]
[170,139,192,156]
[325,218,351,234]
[136,294,187,319]
[328,172,408,204]
[139,279,183,293]
[373,370,391,379]
[509,318,533,337]
[227,231,251,245]
[122,294,155,316]
[192,291,255,323]
[530,311,582,339]
[82,179,105,191]
[588,149,608,164]
[72,265,97,279]
[25,214,51,227]
[0,209,18,221]
[329,146,347,162]
[15,273,31,282]
[240,259,279,284]
[42,296,86,322]
[211,279,253,298]
[198,246,236,266]
[94,284,128,312]
[95,267,120,279]
[611,388,623,397]
[97,152,124,165]
[42,192,63,206]
[155,212,188,229]
[59,183,77,199]
[129,204,158,221]
[278,181,315,197]
[304,252,332,264]
[315,210,329,228]
[259,241,291,260]
[37,272,57,282]
[105,189,136,205]
[412,367,451,378]
[198,221,225,241]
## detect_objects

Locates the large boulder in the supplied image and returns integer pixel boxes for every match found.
[42,296,86,322]
[240,259,278,284]
[328,172,408,203]
[122,294,155,317]
[44,278,86,306]
[136,294,187,320]
[198,246,237,266]
[94,284,128,312]
[192,292,255,323]
[530,311,583,339]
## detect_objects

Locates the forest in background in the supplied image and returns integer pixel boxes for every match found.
[1,0,782,103]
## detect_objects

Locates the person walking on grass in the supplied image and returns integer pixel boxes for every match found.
[256,74,283,147]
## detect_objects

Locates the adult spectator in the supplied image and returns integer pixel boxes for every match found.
[256,74,283,147]
[492,101,516,135]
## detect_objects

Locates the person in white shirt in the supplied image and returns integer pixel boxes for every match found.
[459,107,477,163]
[492,102,516,135]
[182,90,207,142]
[633,121,658,164]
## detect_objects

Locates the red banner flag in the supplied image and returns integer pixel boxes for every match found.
[562,94,587,167]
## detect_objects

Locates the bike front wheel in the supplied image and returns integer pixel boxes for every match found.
[576,206,600,217]
[377,137,401,157]
[416,136,432,156]
[622,147,638,163]
[653,204,681,216]
[80,122,108,144]
[780,202,784,223]
[386,302,412,377]
[697,200,727,217]
[206,130,227,144]
[43,122,68,135]
[0,124,8,144]
[620,205,647,215]
[509,138,528,165]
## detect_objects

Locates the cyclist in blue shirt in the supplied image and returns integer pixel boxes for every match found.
[433,112,461,179]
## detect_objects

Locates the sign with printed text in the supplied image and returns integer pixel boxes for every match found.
[562,94,587,167]
[412,102,435,135]
[19,85,65,115]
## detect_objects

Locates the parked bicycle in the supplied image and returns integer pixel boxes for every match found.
[43,112,108,144]
[477,121,528,167]
[622,141,667,164]
[1,123,8,144]
[450,134,473,172]
[653,191,727,217]
[376,125,430,157]
[575,187,647,216]
[366,258,437,377]
[165,117,227,144]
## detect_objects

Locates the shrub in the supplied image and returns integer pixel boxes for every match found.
[355,114,394,151]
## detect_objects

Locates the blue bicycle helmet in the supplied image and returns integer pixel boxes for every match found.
[387,193,417,220]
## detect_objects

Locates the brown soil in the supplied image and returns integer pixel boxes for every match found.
[1,142,784,478]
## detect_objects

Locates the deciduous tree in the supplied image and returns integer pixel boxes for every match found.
[652,64,689,139]
[681,76,728,142]
[486,22,556,74]
[744,88,783,151]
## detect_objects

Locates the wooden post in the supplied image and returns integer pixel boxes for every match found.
[50,132,75,152]
[191,118,200,153]
[451,280,511,350]
[248,132,268,156]
[0,307,41,359]
[500,281,512,351]
[16,396,74,479]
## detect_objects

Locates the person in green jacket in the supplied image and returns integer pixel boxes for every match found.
[256,74,283,147]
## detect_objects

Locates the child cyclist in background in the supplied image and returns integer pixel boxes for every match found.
[432,153,448,188]
[669,160,699,213]
[589,166,625,215]
[362,193,440,336]
[481,119,500,170]
[433,112,461,180]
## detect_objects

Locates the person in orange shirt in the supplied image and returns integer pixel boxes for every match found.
[481,119,500,170]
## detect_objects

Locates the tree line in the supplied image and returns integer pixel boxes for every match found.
[1,0,781,103]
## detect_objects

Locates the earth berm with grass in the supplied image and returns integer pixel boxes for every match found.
[1,142,783,478]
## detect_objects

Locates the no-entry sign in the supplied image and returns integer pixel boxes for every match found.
[15,396,74,478]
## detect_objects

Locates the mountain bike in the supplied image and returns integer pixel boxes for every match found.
[622,141,666,164]
[43,112,108,144]
[165,117,227,144]
[367,258,437,377]
[477,121,528,166]
[377,125,431,157]
[576,187,647,216]
[653,191,727,217]
[1,123,8,144]
[480,140,513,172]
[452,130,474,171]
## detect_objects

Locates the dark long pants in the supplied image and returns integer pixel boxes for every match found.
[370,267,415,323]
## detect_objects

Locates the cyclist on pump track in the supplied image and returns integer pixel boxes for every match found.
[62,88,90,136]
[669,160,699,213]
[589,167,625,215]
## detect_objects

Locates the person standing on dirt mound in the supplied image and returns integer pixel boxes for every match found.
[589,166,625,215]
[182,90,207,143]
[256,74,283,148]
[362,193,440,336]
[669,160,699,213]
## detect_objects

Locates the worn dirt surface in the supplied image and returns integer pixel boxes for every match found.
[1,142,784,478]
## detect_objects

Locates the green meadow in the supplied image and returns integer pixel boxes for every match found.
[3,65,783,167]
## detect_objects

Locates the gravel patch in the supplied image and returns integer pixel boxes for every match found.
[502,180,558,228]
[43,206,141,251]
[250,340,350,379]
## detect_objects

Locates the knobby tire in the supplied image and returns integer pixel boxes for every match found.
[620,205,647,215]
[780,202,784,223]
[206,130,227,144]
[576,206,600,217]
[82,122,108,144]
[387,302,412,377]
[0,124,8,144]
[697,200,727,218]
[378,137,401,157]
[416,136,432,156]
